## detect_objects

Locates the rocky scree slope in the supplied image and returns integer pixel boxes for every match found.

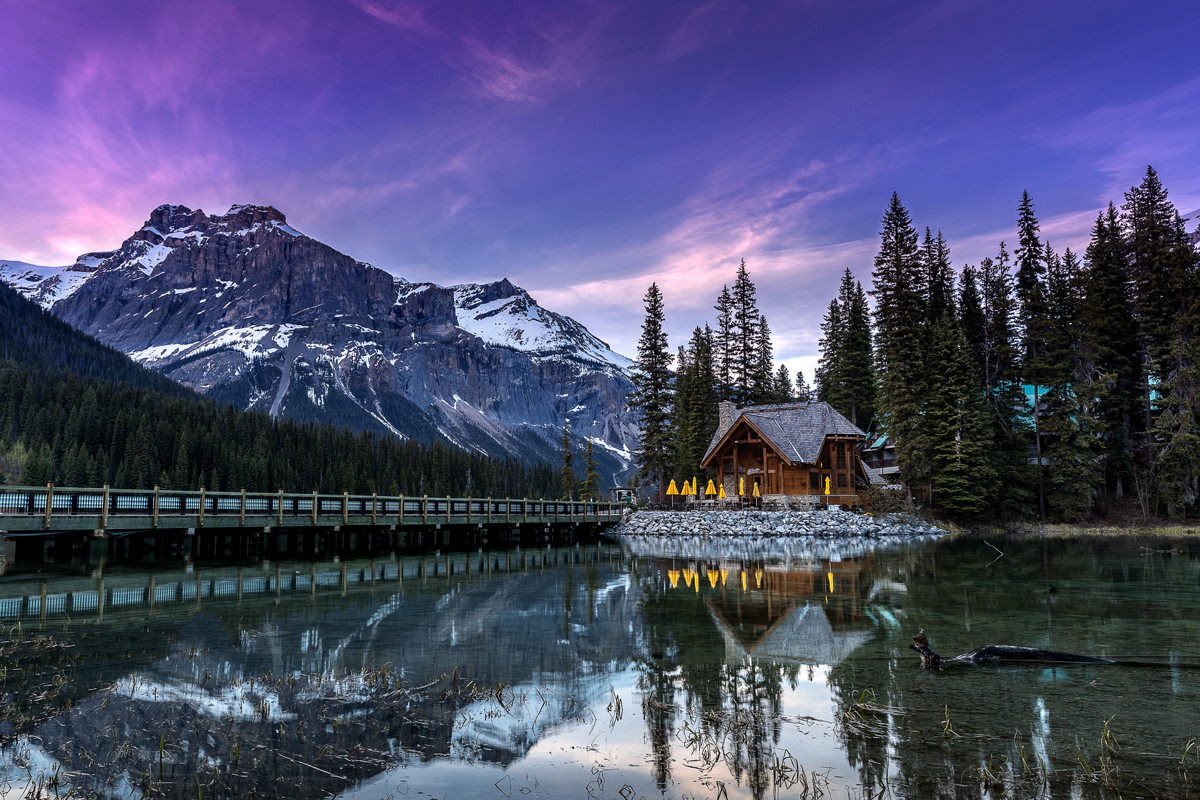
[1,204,637,479]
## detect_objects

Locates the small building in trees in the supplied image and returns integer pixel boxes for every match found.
[701,401,878,507]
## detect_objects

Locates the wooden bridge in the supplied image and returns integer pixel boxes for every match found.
[0,485,623,559]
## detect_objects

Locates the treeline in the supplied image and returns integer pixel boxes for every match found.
[818,166,1198,522]
[627,260,809,494]
[0,283,558,497]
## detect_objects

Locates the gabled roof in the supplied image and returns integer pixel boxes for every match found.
[702,401,867,467]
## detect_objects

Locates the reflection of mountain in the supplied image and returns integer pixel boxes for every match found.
[0,549,641,798]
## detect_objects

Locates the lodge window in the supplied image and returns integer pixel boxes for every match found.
[837,473,847,488]
[809,472,818,490]
[836,441,846,469]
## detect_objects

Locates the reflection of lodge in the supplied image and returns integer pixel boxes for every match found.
[702,401,880,508]
[660,559,874,667]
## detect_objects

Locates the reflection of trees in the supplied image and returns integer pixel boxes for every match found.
[632,565,796,800]
[826,535,1200,799]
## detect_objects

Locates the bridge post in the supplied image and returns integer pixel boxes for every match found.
[372,493,377,526]
[523,498,528,523]
[100,484,109,535]
[240,489,247,527]
[342,492,348,526]
[487,497,491,524]
[277,490,283,527]
[422,495,428,524]
[153,486,160,529]
[312,491,317,525]
[43,483,53,530]
[466,497,471,524]
[446,497,451,525]
[398,494,404,526]
[198,488,206,529]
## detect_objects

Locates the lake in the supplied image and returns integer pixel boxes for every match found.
[0,529,1197,799]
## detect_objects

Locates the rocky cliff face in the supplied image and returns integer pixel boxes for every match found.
[3,204,637,482]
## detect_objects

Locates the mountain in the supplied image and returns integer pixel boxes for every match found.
[2,205,637,482]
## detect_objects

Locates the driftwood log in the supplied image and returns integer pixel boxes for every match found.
[910,629,1113,670]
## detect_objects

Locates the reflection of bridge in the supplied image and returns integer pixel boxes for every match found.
[0,544,623,624]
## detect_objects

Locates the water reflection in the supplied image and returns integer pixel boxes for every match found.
[0,534,1196,798]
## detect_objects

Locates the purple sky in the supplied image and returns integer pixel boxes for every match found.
[3,1,1199,381]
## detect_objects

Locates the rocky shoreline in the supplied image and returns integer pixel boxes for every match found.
[613,508,945,539]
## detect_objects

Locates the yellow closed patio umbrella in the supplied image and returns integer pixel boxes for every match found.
[824,476,831,496]
[666,479,678,508]
[739,477,745,496]
[752,482,760,498]
[705,479,717,497]
[668,569,680,588]
[718,485,727,499]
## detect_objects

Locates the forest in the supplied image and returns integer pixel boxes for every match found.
[0,283,559,498]
[628,166,1200,523]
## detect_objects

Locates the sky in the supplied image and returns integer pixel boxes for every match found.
[2,0,1199,382]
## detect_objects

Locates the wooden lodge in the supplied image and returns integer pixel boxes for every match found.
[700,401,880,508]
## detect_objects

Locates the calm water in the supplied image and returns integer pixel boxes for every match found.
[0,532,1198,799]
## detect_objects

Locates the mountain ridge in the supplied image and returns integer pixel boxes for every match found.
[1,204,638,483]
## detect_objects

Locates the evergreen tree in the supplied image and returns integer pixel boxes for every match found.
[818,270,875,428]
[1040,247,1106,520]
[958,265,986,385]
[1081,203,1140,498]
[581,436,601,500]
[774,364,794,402]
[979,244,1035,519]
[1014,191,1050,521]
[752,314,775,404]
[730,260,761,403]
[794,369,811,402]
[713,285,734,399]
[923,229,955,323]
[925,312,995,519]
[815,296,844,410]
[628,283,673,501]
[870,193,929,499]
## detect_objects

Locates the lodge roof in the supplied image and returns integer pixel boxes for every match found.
[701,401,867,467]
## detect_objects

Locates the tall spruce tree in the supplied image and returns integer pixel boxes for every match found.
[752,314,775,403]
[1081,203,1140,498]
[683,326,719,476]
[628,283,673,501]
[925,311,995,519]
[1122,171,1200,517]
[816,297,845,410]
[958,265,986,385]
[1042,247,1106,519]
[730,260,761,403]
[818,269,875,428]
[713,285,734,400]
[870,193,930,499]
[979,243,1035,519]
[1015,191,1050,521]
[581,436,601,500]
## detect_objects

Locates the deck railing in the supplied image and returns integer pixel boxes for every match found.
[0,484,620,533]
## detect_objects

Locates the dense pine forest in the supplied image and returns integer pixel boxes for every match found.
[628,166,1200,523]
[0,283,558,497]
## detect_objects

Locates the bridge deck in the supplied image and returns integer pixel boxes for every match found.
[0,485,622,535]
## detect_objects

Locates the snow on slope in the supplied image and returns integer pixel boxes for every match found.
[0,261,93,308]
[452,283,633,371]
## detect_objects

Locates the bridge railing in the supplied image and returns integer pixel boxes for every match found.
[0,485,620,529]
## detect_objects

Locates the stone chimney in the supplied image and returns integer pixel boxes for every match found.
[717,401,736,435]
